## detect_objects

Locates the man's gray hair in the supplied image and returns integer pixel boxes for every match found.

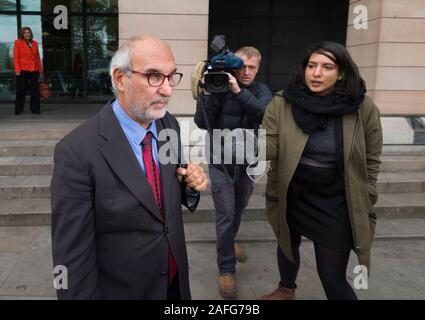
[109,35,148,96]
[235,46,262,65]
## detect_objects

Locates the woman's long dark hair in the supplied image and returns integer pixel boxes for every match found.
[18,27,33,41]
[289,41,365,96]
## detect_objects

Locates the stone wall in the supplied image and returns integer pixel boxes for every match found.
[118,0,209,115]
[346,0,425,116]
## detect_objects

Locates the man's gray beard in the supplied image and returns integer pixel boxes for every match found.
[129,103,167,125]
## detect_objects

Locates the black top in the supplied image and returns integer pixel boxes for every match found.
[302,116,338,165]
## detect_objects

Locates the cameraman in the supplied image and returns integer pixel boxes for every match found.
[194,46,272,299]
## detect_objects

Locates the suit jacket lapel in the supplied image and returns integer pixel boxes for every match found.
[99,103,163,222]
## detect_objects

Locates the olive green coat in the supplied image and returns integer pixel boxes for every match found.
[263,91,383,271]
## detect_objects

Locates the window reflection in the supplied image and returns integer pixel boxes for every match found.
[86,16,117,99]
[0,14,17,100]
[71,0,82,12]
[86,0,117,13]
[21,15,43,59]
[39,15,79,98]
[0,0,117,102]
[20,1,83,13]
[71,16,84,97]
[20,0,40,11]
[0,0,16,11]
[0,14,17,43]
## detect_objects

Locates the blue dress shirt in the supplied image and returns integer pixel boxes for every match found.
[112,99,160,175]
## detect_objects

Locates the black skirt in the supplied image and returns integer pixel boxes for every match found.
[286,163,353,251]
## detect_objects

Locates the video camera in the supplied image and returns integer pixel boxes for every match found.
[204,35,244,93]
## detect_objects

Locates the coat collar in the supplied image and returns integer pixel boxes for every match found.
[98,101,176,222]
[284,101,360,175]
[18,39,36,51]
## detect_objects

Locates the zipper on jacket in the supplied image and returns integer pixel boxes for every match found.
[345,112,359,251]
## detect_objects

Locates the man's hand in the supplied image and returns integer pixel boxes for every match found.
[15,72,20,76]
[200,72,212,95]
[226,72,241,94]
[176,162,208,192]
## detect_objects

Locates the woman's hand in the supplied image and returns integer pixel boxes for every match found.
[15,72,20,76]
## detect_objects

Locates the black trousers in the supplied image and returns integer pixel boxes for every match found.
[15,71,40,114]
[277,231,357,300]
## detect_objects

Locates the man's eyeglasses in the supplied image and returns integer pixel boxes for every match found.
[129,70,183,87]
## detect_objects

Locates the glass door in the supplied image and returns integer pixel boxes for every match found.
[85,15,117,101]
[0,14,17,100]
[0,0,118,103]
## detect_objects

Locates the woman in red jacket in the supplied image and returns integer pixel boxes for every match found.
[13,27,43,115]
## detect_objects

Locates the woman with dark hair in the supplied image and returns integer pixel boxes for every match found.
[13,26,43,115]
[260,41,382,300]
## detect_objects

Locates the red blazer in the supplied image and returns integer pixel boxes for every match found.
[13,39,43,73]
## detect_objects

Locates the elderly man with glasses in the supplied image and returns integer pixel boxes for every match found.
[51,35,208,300]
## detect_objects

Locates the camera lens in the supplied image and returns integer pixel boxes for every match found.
[205,72,229,93]
[211,76,226,90]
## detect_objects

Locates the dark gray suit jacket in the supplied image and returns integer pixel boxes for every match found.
[51,101,199,299]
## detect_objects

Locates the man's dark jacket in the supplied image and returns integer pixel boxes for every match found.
[194,80,272,177]
[51,101,199,299]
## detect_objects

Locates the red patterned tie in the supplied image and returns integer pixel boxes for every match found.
[142,131,178,284]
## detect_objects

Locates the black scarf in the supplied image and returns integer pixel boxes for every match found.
[283,78,365,174]
[283,79,365,134]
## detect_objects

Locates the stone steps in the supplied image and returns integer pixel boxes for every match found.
[1,192,425,226]
[0,175,52,200]
[0,199,51,226]
[0,140,57,157]
[1,171,425,200]
[0,157,53,176]
[1,135,425,158]
[1,154,425,176]
[184,219,425,242]
[376,171,425,193]
[382,145,425,156]
[1,121,425,227]
[380,156,425,172]
[2,143,425,158]
[0,126,76,141]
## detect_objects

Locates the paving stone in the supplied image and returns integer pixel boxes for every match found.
[0,227,55,298]
[0,226,37,253]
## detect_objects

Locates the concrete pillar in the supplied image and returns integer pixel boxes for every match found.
[346,0,425,116]
[118,0,209,115]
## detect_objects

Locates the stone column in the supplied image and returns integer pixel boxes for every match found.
[118,0,209,115]
[346,0,425,116]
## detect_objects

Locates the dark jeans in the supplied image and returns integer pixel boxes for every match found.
[209,166,254,274]
[15,71,40,114]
